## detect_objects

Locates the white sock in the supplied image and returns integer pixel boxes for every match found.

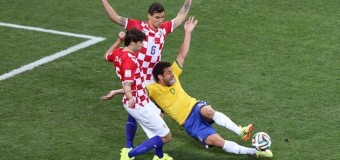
[213,111,240,135]
[222,140,257,155]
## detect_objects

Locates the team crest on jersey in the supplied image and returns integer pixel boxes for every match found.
[170,88,175,94]
[125,70,132,77]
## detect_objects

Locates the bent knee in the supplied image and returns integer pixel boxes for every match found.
[205,134,225,148]
[162,132,172,144]
[201,105,216,120]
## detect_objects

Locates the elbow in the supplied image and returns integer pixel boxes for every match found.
[103,54,109,61]
[107,15,121,25]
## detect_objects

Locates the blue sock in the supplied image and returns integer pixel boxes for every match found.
[125,114,137,148]
[128,136,164,158]
[155,146,164,158]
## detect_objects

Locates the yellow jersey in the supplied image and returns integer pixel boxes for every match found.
[146,61,198,125]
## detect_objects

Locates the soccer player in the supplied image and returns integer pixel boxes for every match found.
[100,0,192,84]
[100,1,192,158]
[104,17,273,158]
[105,28,172,160]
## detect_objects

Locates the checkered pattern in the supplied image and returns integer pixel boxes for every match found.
[106,48,150,108]
[126,19,173,81]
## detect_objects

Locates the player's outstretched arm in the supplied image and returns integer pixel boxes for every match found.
[176,17,198,68]
[172,0,192,29]
[100,0,127,26]
[101,89,124,100]
[103,31,125,61]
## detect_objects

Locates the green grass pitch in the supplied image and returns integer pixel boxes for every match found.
[0,0,339,159]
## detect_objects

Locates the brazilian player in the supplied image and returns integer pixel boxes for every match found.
[102,17,273,158]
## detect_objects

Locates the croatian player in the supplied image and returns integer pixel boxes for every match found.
[101,0,191,84]
[100,0,191,158]
[106,28,172,160]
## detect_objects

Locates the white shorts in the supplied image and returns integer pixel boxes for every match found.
[124,101,169,138]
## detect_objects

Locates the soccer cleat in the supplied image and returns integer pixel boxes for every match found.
[239,124,254,141]
[120,148,135,160]
[256,149,273,157]
[152,153,173,160]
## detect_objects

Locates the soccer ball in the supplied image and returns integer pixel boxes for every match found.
[252,132,272,151]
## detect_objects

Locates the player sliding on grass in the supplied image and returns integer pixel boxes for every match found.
[102,17,273,158]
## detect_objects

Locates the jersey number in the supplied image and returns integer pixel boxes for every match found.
[151,46,156,55]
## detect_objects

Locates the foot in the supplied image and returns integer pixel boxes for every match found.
[239,124,254,141]
[152,153,173,160]
[256,149,273,157]
[120,148,135,160]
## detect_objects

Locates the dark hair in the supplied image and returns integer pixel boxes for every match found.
[153,62,171,82]
[124,28,145,46]
[148,3,165,15]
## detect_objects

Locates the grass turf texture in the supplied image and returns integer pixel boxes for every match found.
[0,0,339,159]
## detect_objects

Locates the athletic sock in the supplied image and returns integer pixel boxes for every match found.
[222,140,257,155]
[154,146,164,158]
[125,114,137,148]
[213,111,240,135]
[128,136,164,158]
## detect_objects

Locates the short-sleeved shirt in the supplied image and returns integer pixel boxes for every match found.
[125,19,174,81]
[146,61,198,125]
[106,47,150,108]
[146,62,217,145]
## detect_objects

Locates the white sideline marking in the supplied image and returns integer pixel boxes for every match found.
[0,22,106,81]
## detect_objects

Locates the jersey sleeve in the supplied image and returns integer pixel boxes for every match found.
[105,48,118,62]
[161,20,174,35]
[126,19,142,30]
[120,59,137,82]
[171,61,182,77]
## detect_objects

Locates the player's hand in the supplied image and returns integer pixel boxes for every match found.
[101,90,119,100]
[118,31,125,41]
[128,97,136,107]
[184,16,198,33]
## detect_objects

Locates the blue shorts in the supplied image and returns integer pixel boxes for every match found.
[183,101,217,145]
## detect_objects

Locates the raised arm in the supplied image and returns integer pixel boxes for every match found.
[103,31,125,61]
[176,17,198,67]
[100,0,127,26]
[172,0,192,29]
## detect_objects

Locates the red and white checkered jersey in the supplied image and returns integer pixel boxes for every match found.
[106,48,150,108]
[125,19,174,81]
